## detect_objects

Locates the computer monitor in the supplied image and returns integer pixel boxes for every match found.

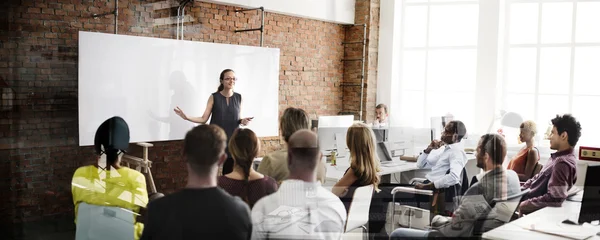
[318,115,354,128]
[578,165,600,224]
[372,128,388,143]
[317,127,349,153]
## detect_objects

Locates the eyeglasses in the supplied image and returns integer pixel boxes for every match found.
[223,77,237,81]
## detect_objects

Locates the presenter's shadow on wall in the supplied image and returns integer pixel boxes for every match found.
[147,71,197,141]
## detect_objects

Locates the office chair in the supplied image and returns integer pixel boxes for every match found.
[391,168,469,230]
[344,184,374,240]
[471,189,531,236]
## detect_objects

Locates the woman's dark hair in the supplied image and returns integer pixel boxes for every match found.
[551,114,582,147]
[217,69,234,92]
[94,116,130,170]
[228,128,259,206]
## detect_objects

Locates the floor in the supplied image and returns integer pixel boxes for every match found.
[6,217,75,240]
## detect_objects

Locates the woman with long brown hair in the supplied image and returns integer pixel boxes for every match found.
[217,128,277,208]
[332,122,381,211]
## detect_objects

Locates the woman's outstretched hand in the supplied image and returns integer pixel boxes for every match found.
[174,106,188,120]
[240,117,253,126]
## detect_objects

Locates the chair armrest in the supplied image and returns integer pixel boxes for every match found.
[409,178,428,185]
[391,186,433,196]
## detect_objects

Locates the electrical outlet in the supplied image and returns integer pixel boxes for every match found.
[579,147,600,161]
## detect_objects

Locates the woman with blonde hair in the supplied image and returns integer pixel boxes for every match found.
[507,120,540,181]
[332,122,381,211]
[257,107,326,185]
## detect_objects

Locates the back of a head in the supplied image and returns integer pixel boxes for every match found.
[229,128,259,176]
[346,122,378,164]
[287,129,320,172]
[479,133,507,165]
[184,125,227,176]
[94,116,130,168]
[449,120,467,142]
[280,107,310,142]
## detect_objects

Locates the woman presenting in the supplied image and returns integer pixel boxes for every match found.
[174,69,253,175]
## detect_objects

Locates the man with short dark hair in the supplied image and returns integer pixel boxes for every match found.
[415,120,468,191]
[519,114,582,214]
[251,130,346,240]
[141,125,252,240]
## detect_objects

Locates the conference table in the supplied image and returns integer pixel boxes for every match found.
[254,153,478,185]
[325,153,477,183]
[482,193,600,240]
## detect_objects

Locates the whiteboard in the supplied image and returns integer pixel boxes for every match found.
[78,31,280,146]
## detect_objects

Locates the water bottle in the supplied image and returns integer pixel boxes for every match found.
[331,150,337,166]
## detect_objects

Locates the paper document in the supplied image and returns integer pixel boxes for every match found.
[515,216,597,240]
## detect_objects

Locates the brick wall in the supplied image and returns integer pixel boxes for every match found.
[341,0,379,122]
[0,0,364,238]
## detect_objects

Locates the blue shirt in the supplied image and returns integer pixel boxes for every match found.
[416,142,468,189]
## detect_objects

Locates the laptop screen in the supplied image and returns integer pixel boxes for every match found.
[376,142,393,162]
[579,165,600,224]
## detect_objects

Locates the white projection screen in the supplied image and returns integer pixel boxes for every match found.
[78,31,280,146]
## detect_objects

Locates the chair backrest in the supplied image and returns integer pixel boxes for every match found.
[529,162,543,179]
[472,189,531,235]
[75,202,135,240]
[344,184,374,232]
[441,168,469,212]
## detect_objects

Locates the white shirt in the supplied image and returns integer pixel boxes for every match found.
[251,180,347,240]
[372,119,388,128]
[416,142,468,189]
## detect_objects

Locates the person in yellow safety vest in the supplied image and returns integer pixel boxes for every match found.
[71,116,148,240]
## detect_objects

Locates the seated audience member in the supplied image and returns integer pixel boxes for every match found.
[507,120,540,181]
[373,103,389,127]
[331,122,385,236]
[257,107,326,185]
[519,114,581,215]
[390,133,521,238]
[252,130,346,240]
[377,120,468,229]
[141,125,251,240]
[72,116,148,240]
[415,120,468,191]
[332,122,381,212]
[218,128,278,208]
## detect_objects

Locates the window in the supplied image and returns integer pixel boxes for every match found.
[388,0,599,148]
[502,0,600,147]
[397,0,479,129]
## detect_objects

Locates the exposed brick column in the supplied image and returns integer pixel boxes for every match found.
[341,0,379,123]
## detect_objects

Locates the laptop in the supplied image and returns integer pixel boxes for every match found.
[578,165,600,224]
[372,128,388,143]
[376,142,393,162]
